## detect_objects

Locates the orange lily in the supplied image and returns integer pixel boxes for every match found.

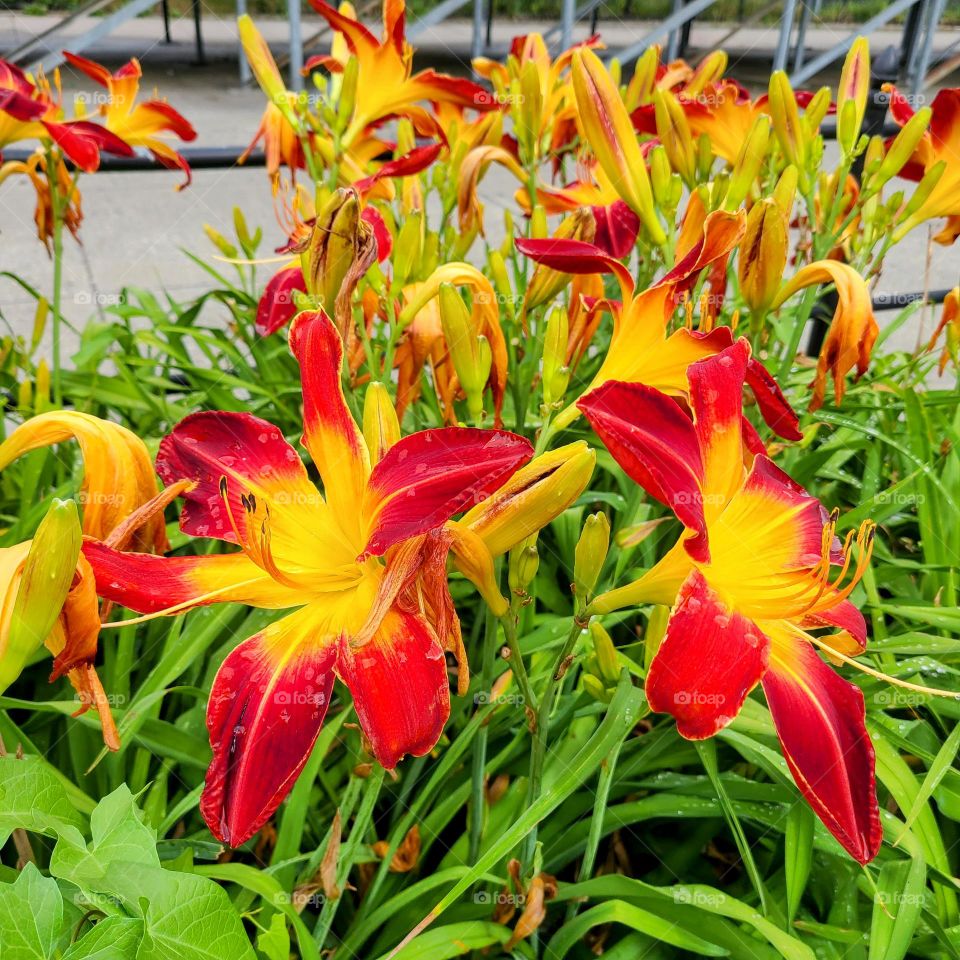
[64,52,196,187]
[517,209,802,442]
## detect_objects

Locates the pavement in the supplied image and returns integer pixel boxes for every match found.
[0,13,958,361]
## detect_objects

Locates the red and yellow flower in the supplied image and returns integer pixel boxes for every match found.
[82,310,545,845]
[579,339,882,863]
[517,209,801,442]
[63,52,196,187]
[883,84,960,244]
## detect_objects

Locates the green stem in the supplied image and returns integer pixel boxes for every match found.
[566,732,624,920]
[776,284,819,383]
[521,615,587,867]
[499,610,537,713]
[312,765,385,947]
[468,582,501,864]
[48,154,65,409]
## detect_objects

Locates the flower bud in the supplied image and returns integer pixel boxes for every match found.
[301,188,376,336]
[574,512,610,600]
[768,71,808,188]
[363,382,400,466]
[590,621,620,685]
[448,523,508,616]
[336,55,359,131]
[649,145,674,210]
[772,165,798,218]
[204,224,238,260]
[837,37,869,153]
[525,207,596,311]
[238,15,293,125]
[31,298,48,354]
[530,206,549,239]
[0,499,81,693]
[874,104,931,187]
[626,45,659,107]
[738,199,788,317]
[654,88,696,186]
[35,360,50,413]
[508,536,539,595]
[456,442,596,557]
[542,305,571,406]
[438,282,491,421]
[488,250,515,323]
[572,48,666,245]
[517,60,544,163]
[392,210,423,287]
[725,114,771,210]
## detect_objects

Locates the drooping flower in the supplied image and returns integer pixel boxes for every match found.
[580,340,882,863]
[0,411,174,747]
[517,209,801,442]
[772,260,879,410]
[83,310,538,845]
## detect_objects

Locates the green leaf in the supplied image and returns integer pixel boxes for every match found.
[0,863,67,959]
[256,913,290,960]
[0,756,88,844]
[785,802,814,921]
[61,917,143,959]
[868,857,926,960]
[378,922,511,960]
[137,872,255,960]
[545,900,727,958]
[895,722,960,843]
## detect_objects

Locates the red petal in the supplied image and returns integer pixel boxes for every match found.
[361,206,393,262]
[354,143,442,194]
[337,608,449,768]
[410,70,499,110]
[201,608,338,845]
[307,0,379,55]
[140,98,197,141]
[804,598,867,650]
[578,380,707,560]
[646,569,769,738]
[362,427,533,557]
[0,88,45,122]
[288,310,370,523]
[688,340,749,506]
[746,356,803,441]
[42,121,100,172]
[762,631,881,863]
[156,411,314,546]
[62,50,113,86]
[515,236,633,296]
[591,200,641,258]
[256,264,306,336]
[82,541,303,613]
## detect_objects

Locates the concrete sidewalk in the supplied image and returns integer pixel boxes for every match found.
[2,10,959,77]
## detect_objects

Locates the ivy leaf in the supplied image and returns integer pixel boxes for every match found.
[0,757,87,845]
[0,862,68,959]
[61,917,143,960]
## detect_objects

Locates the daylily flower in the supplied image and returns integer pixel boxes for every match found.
[517,209,802,442]
[0,151,83,250]
[82,310,537,845]
[63,52,196,187]
[680,80,768,166]
[305,0,497,151]
[0,411,172,748]
[772,260,878,410]
[0,58,134,172]
[580,339,882,863]
[883,84,960,244]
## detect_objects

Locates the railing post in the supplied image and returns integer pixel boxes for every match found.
[237,0,251,84]
[289,0,304,92]
[561,0,576,52]
[773,0,798,72]
[472,0,486,66]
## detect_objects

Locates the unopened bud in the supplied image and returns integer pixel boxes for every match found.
[574,512,610,600]
[589,621,620,685]
[363,382,400,466]
[542,305,571,405]
[508,536,539,595]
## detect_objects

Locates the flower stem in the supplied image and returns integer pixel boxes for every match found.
[521,615,587,867]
